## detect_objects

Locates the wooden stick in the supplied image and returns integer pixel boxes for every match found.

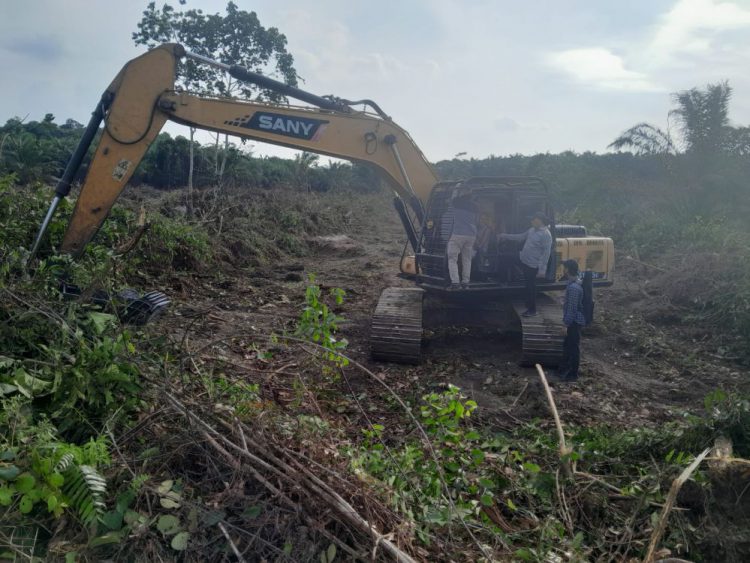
[511,381,529,407]
[535,364,572,478]
[115,223,150,256]
[286,455,417,563]
[218,522,247,563]
[643,448,710,563]
[277,335,493,560]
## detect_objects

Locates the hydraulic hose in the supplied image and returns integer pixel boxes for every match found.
[29,94,108,260]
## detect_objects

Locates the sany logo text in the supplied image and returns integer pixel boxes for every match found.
[239,112,328,141]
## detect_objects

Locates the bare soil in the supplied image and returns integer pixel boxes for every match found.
[135,190,750,562]
[160,194,750,433]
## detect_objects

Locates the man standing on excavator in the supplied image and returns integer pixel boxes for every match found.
[446,194,478,289]
[498,211,553,316]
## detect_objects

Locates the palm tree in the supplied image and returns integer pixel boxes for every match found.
[608,122,675,155]
[671,81,732,156]
[609,81,735,157]
[293,152,319,192]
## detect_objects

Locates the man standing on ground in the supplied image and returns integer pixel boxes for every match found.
[498,211,553,316]
[556,259,586,383]
[446,194,478,289]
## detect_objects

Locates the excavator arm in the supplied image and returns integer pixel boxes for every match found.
[32,43,438,256]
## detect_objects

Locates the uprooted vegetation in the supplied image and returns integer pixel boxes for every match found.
[2,173,750,562]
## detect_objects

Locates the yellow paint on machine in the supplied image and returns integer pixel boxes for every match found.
[555,237,614,281]
[59,43,438,254]
[61,44,178,253]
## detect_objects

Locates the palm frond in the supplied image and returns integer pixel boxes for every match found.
[608,123,675,155]
[54,452,75,474]
[670,81,732,155]
[60,463,107,525]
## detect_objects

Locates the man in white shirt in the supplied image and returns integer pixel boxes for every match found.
[446,194,479,289]
[498,211,553,316]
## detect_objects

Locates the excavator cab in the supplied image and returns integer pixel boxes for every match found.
[372,177,614,365]
[416,177,574,291]
[421,176,613,292]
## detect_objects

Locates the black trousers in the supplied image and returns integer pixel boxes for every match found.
[561,323,581,378]
[519,263,538,312]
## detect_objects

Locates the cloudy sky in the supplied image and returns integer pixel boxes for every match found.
[2,0,749,161]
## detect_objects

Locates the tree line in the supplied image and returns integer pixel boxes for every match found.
[436,81,750,239]
[0,115,381,193]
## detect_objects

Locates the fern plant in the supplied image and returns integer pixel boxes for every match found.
[0,398,110,526]
[56,454,108,525]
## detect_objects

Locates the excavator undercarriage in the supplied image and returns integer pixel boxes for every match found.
[369,290,568,366]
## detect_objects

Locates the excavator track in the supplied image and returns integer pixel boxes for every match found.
[512,293,565,366]
[370,287,424,364]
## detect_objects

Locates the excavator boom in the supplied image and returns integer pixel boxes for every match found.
[32,43,438,256]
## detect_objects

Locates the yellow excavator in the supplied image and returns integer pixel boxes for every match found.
[30,43,614,365]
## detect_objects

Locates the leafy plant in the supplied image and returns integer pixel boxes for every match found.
[0,311,141,434]
[349,385,516,543]
[57,456,108,525]
[295,276,349,368]
[0,397,110,527]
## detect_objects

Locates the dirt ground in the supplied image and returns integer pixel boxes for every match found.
[130,193,750,562]
[161,198,750,434]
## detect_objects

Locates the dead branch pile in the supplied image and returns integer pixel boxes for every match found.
[108,370,419,562]
[164,390,417,562]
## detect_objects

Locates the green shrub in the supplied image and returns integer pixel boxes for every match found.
[350,385,501,542]
[0,309,141,435]
[294,277,348,368]
[0,396,110,528]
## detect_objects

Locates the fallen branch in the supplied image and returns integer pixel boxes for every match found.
[163,390,416,562]
[218,522,247,563]
[511,381,529,407]
[115,205,150,256]
[535,364,573,478]
[115,223,150,256]
[643,448,710,563]
[286,455,417,563]
[275,334,495,559]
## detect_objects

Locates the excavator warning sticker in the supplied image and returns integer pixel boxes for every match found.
[112,159,132,181]
[225,112,329,141]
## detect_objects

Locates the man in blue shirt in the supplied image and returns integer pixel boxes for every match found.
[498,211,553,316]
[556,259,586,383]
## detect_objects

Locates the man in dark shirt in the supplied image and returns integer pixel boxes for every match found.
[555,259,586,383]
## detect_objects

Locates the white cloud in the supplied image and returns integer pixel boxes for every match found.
[547,0,750,94]
[548,48,659,92]
[651,0,750,62]
[2,0,749,159]
[279,9,417,83]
